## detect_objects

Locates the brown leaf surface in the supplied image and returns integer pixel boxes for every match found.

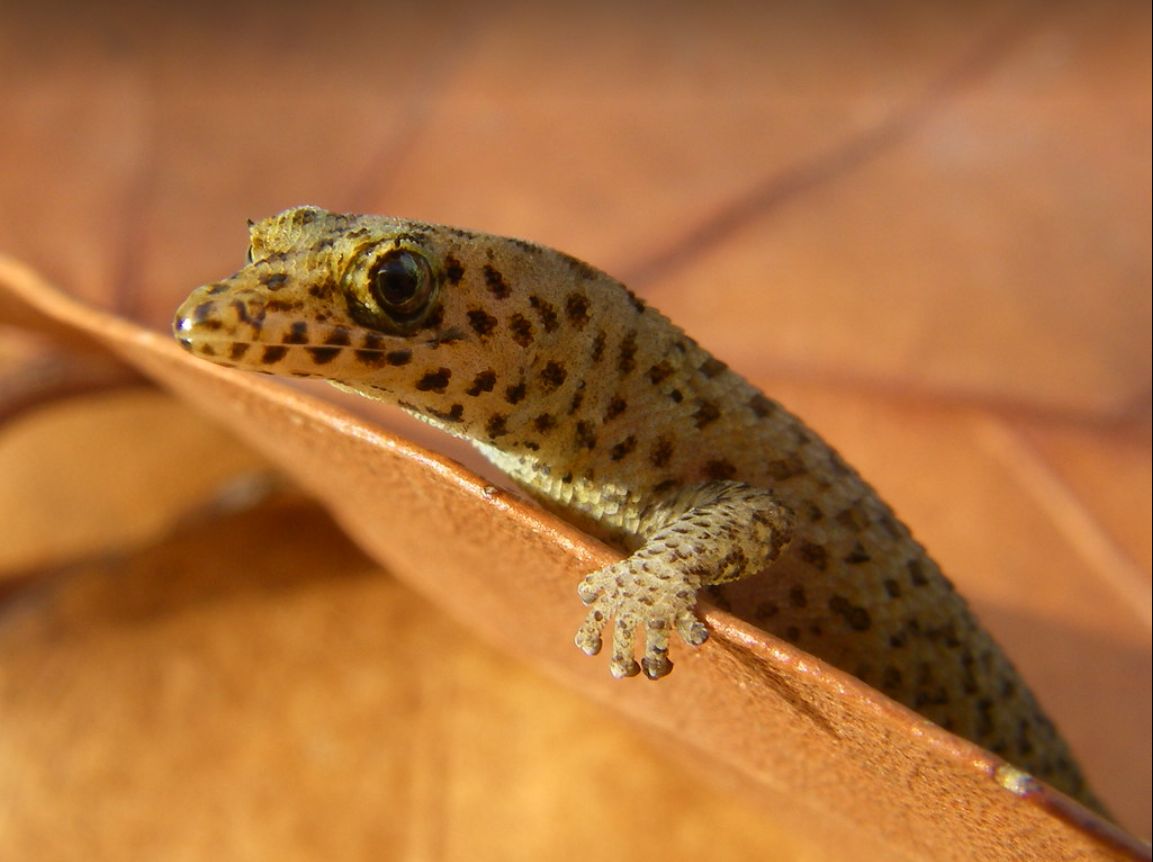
[0,251,1145,861]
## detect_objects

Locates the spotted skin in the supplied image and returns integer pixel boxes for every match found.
[174,205,1099,810]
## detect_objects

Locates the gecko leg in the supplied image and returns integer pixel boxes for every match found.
[574,481,794,679]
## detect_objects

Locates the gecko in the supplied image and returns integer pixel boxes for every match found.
[173,205,1100,810]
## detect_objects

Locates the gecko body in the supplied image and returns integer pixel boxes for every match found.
[174,206,1097,808]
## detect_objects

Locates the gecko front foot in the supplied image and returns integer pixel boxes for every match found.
[572,481,795,680]
[574,556,708,679]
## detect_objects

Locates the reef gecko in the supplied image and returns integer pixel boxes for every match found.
[174,205,1098,809]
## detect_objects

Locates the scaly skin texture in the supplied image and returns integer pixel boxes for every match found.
[174,205,1099,809]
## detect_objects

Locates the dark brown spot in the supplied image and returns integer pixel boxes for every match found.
[649,438,674,468]
[560,252,599,281]
[485,414,509,438]
[575,421,597,450]
[264,299,303,314]
[749,394,778,417]
[467,309,498,336]
[617,331,638,375]
[692,400,721,429]
[590,331,607,363]
[669,389,683,403]
[788,585,807,608]
[505,382,526,405]
[539,360,567,391]
[483,265,511,299]
[610,436,637,461]
[835,505,868,533]
[877,513,903,540]
[652,479,679,495]
[647,361,674,385]
[509,238,539,254]
[387,349,413,366]
[908,559,929,587]
[565,293,590,329]
[797,541,828,571]
[466,370,497,396]
[509,314,534,347]
[704,459,737,481]
[324,328,352,346]
[529,296,559,332]
[625,289,646,313]
[231,300,254,326]
[261,345,288,364]
[533,414,556,433]
[229,343,250,361]
[260,272,289,290]
[843,542,871,564]
[416,368,452,393]
[567,387,584,415]
[282,321,309,344]
[444,255,465,285]
[355,350,386,367]
[882,666,903,692]
[604,397,627,421]
[829,596,872,631]
[429,403,465,423]
[883,578,901,599]
[306,347,342,365]
[700,357,727,378]
[766,455,806,481]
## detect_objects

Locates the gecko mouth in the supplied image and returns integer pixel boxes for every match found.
[173,286,465,377]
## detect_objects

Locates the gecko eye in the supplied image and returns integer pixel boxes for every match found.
[371,250,428,309]
[362,248,438,329]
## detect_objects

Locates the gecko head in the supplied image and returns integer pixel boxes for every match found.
[174,205,604,438]
[173,205,476,380]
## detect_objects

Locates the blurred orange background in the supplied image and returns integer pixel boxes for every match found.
[1,2,1148,858]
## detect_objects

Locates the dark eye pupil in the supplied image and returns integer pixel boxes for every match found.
[374,253,421,306]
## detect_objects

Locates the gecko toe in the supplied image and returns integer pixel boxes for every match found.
[641,621,673,679]
[575,609,605,655]
[609,616,640,677]
[675,613,709,646]
[610,657,641,678]
[577,575,602,605]
[641,655,672,679]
